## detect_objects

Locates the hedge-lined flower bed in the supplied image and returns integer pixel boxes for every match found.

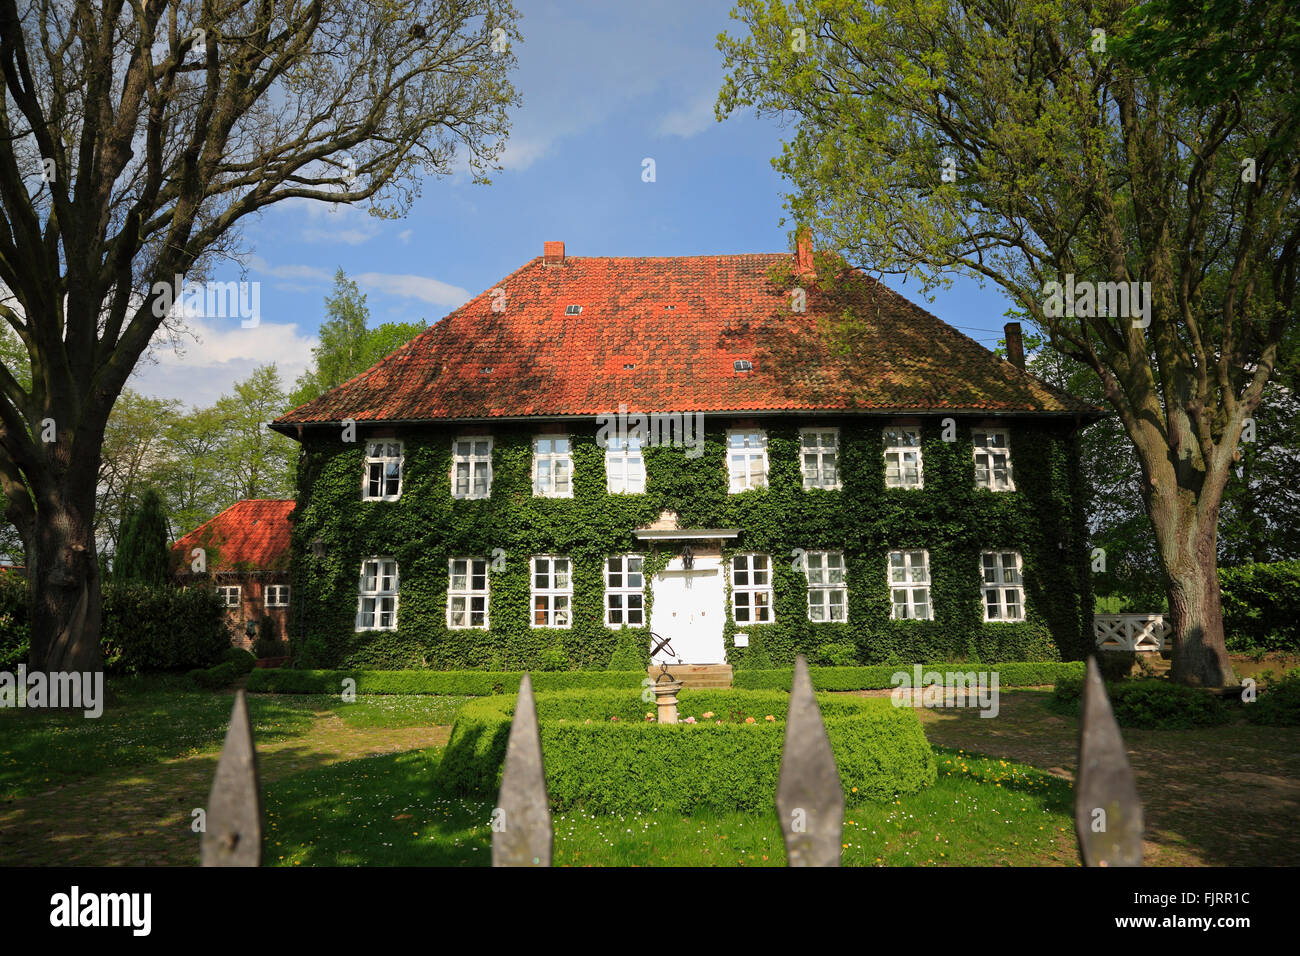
[434,688,936,813]
[732,661,1085,691]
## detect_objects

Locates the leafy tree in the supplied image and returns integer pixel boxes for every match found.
[289,269,428,409]
[97,390,183,560]
[115,488,171,586]
[213,364,296,502]
[0,0,518,671]
[718,0,1300,686]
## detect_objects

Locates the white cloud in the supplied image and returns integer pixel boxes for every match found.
[246,255,331,282]
[397,229,413,243]
[657,92,718,138]
[355,272,471,308]
[130,315,316,407]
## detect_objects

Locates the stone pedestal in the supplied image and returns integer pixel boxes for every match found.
[653,678,684,724]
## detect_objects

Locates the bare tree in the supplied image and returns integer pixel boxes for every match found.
[0,0,519,672]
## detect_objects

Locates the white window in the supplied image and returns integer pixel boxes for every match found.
[447,557,489,628]
[532,436,574,497]
[883,426,923,489]
[981,551,1025,621]
[605,433,646,493]
[800,428,840,490]
[265,585,290,608]
[356,559,398,631]
[218,585,241,608]
[727,429,768,492]
[731,553,774,623]
[363,441,403,500]
[973,429,1015,490]
[451,437,493,499]
[888,550,931,620]
[531,556,572,628]
[804,551,847,622]
[605,555,645,627]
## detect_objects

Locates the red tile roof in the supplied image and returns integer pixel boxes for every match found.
[274,250,1097,428]
[171,499,294,573]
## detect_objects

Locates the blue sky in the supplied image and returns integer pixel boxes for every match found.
[131,0,1019,406]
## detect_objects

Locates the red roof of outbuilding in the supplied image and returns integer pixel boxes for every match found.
[171,499,294,572]
[274,250,1096,428]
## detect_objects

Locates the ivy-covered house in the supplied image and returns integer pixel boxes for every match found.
[272,239,1099,671]
[171,499,294,649]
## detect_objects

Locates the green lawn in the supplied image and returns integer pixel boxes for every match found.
[2,677,1296,867]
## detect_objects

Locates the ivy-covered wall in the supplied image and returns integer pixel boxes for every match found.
[287,417,1093,669]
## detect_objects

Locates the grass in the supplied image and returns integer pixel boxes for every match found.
[263,747,1074,866]
[3,673,1298,866]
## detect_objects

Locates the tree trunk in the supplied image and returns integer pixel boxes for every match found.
[27,494,104,675]
[1157,498,1238,689]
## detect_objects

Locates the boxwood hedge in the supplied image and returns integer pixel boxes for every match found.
[247,668,648,696]
[1051,678,1231,729]
[435,688,937,813]
[734,661,1085,691]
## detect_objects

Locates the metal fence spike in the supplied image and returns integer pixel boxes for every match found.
[492,673,552,867]
[1075,656,1144,867]
[201,690,262,866]
[776,654,844,866]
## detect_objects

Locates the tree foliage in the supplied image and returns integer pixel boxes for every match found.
[114,488,171,586]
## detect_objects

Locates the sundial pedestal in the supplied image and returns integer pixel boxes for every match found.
[653,677,684,724]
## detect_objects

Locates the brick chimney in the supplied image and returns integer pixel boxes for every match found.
[795,227,815,278]
[1005,322,1025,370]
[543,240,565,266]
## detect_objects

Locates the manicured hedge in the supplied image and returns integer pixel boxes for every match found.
[1219,560,1300,652]
[247,668,648,696]
[435,688,936,813]
[1051,678,1230,729]
[0,574,227,673]
[733,661,1085,691]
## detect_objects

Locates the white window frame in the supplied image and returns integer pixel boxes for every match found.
[981,550,1025,622]
[531,556,573,628]
[605,555,646,627]
[362,440,403,501]
[604,433,647,494]
[355,558,398,631]
[972,428,1016,491]
[883,426,924,489]
[727,429,769,493]
[265,584,290,608]
[731,553,774,624]
[451,437,493,500]
[800,428,841,490]
[447,557,490,629]
[887,550,932,620]
[532,436,574,498]
[218,585,241,608]
[804,550,848,622]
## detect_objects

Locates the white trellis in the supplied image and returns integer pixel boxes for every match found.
[1093,613,1172,652]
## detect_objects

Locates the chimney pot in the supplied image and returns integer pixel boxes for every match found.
[795,227,815,277]
[1005,322,1025,370]
[543,240,565,265]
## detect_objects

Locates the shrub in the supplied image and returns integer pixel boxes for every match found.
[538,643,569,672]
[1220,560,1300,652]
[815,641,858,666]
[435,688,936,813]
[188,659,243,690]
[1244,668,1300,726]
[0,573,30,670]
[1051,678,1230,729]
[733,661,1085,691]
[607,631,644,671]
[222,647,257,676]
[737,632,772,669]
[100,583,227,673]
[247,668,647,696]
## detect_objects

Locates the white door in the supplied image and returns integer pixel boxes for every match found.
[650,559,725,664]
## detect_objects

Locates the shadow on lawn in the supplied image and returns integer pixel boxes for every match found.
[263,749,494,866]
